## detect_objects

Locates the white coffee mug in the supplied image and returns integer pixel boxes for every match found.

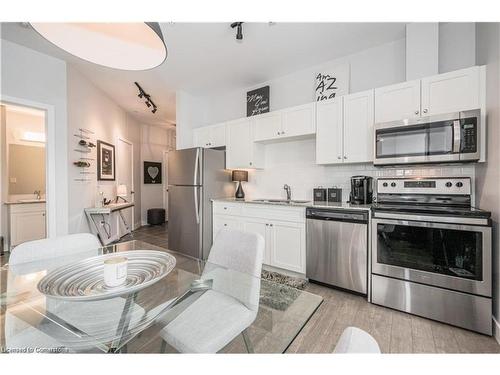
[103,257,128,287]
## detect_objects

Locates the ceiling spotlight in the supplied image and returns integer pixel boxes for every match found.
[230,22,243,41]
[134,82,158,114]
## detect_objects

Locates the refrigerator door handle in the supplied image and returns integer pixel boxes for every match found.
[194,186,200,224]
[194,148,200,186]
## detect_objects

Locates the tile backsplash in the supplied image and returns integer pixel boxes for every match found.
[243,139,476,203]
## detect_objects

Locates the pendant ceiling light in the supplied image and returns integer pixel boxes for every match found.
[30,22,167,71]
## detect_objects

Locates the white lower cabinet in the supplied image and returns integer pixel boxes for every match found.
[8,203,46,247]
[212,202,306,274]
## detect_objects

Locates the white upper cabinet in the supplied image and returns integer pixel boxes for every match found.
[421,66,481,116]
[253,112,282,142]
[343,90,374,163]
[253,103,316,142]
[225,118,265,169]
[374,80,421,123]
[316,98,343,164]
[281,103,316,138]
[192,123,226,148]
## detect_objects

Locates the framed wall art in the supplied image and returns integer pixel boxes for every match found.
[97,140,115,181]
[144,161,162,184]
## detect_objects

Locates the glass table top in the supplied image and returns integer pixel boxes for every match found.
[0,240,323,353]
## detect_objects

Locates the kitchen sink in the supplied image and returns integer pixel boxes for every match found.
[251,199,310,204]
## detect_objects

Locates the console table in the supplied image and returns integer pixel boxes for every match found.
[85,202,134,245]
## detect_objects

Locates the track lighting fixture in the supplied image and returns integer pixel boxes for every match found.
[134,82,158,114]
[230,22,243,41]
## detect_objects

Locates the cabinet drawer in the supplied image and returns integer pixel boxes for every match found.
[213,202,243,216]
[242,204,306,223]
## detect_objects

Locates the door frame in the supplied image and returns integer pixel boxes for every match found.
[116,137,135,230]
[162,150,169,221]
[0,95,57,239]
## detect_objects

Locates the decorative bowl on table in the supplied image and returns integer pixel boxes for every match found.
[37,250,176,301]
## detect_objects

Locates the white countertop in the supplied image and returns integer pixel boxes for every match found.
[212,198,371,211]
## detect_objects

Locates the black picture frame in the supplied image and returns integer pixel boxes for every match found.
[144,161,162,184]
[97,140,115,181]
[247,86,270,117]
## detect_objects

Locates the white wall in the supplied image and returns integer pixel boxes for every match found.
[475,23,500,341]
[1,39,68,237]
[140,124,175,225]
[440,23,477,73]
[67,66,142,234]
[176,90,203,150]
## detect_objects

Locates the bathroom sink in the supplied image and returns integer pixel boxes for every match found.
[18,199,45,203]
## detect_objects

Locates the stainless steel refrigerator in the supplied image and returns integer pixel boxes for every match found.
[168,148,233,260]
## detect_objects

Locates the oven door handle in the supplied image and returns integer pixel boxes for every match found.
[372,211,489,226]
[453,119,461,153]
[372,216,491,233]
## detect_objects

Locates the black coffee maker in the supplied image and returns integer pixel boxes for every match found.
[349,176,373,204]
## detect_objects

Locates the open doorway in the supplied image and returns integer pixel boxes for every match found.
[1,102,47,252]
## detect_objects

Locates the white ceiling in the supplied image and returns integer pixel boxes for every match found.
[1,22,406,128]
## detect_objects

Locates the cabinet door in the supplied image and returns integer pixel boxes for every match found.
[241,218,271,265]
[226,118,252,168]
[193,127,211,147]
[374,80,421,123]
[11,211,46,246]
[270,221,305,273]
[343,90,374,163]
[281,103,316,138]
[210,123,226,147]
[315,98,343,164]
[253,112,282,142]
[213,215,241,239]
[421,66,480,116]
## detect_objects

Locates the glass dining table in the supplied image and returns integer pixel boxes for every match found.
[0,240,322,354]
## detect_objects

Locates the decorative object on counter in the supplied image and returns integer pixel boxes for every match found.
[135,81,158,114]
[97,140,115,181]
[31,23,167,71]
[348,176,373,205]
[103,198,112,206]
[232,170,248,199]
[96,190,104,208]
[115,184,128,203]
[313,187,327,202]
[37,251,176,301]
[328,187,342,203]
[247,85,270,117]
[315,64,350,102]
[144,161,162,184]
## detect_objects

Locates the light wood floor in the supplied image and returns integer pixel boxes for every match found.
[287,282,500,353]
[2,224,499,354]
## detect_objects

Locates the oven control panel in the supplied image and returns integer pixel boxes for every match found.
[377,177,471,195]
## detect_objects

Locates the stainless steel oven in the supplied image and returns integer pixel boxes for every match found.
[370,177,492,335]
[374,109,480,166]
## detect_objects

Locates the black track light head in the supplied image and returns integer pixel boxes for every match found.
[145,101,151,108]
[152,107,157,114]
[230,22,243,41]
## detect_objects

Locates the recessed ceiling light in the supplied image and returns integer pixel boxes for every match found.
[30,22,167,71]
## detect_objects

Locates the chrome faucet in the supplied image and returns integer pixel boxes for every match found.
[34,190,41,200]
[283,184,292,201]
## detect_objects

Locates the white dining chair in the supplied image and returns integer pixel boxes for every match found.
[159,229,265,353]
[6,233,146,353]
[333,327,381,353]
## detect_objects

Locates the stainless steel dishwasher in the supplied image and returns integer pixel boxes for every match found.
[306,207,368,294]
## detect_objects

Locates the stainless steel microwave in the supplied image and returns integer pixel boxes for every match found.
[373,109,480,166]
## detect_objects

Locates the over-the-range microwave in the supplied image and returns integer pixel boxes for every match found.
[373,109,480,166]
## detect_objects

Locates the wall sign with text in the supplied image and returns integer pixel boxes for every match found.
[247,86,270,117]
[315,64,350,102]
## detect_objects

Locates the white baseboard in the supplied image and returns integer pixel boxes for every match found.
[493,316,500,345]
